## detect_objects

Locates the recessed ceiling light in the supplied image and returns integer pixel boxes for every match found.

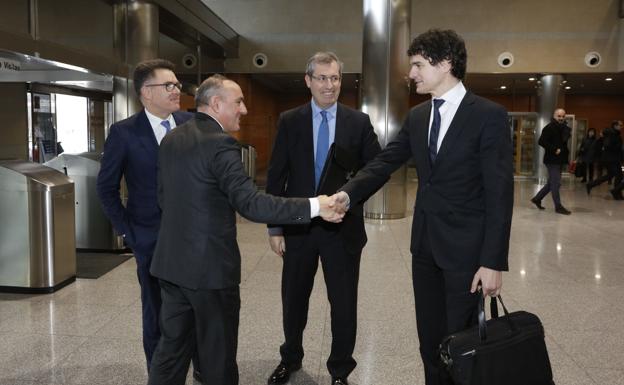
[528,77,536,81]
[565,86,571,90]
[605,77,613,81]
[500,85,507,89]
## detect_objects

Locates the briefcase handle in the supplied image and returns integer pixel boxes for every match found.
[477,291,517,342]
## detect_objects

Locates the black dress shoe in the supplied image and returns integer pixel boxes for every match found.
[193,369,203,384]
[268,362,302,384]
[555,205,571,215]
[530,197,545,210]
[332,378,349,385]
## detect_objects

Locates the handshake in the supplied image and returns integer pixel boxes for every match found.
[317,191,350,223]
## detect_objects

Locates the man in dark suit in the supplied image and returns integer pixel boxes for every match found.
[587,120,623,199]
[530,108,572,214]
[96,59,192,370]
[265,52,381,385]
[333,29,514,385]
[147,74,343,385]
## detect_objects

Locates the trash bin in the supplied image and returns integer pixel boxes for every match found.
[0,160,76,293]
[45,153,124,250]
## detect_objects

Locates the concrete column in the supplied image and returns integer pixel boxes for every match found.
[112,1,159,122]
[534,74,564,183]
[361,0,411,219]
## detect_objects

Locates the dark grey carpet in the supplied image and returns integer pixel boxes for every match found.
[76,252,133,279]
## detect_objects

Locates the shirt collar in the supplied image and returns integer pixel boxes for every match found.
[311,99,337,119]
[144,108,173,128]
[434,81,466,106]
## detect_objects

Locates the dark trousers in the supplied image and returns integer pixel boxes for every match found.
[588,161,623,190]
[533,163,563,207]
[148,280,240,385]
[413,227,479,385]
[280,224,361,379]
[585,162,595,182]
[135,254,162,370]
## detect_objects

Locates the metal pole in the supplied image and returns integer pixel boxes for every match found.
[534,74,564,183]
[361,0,411,219]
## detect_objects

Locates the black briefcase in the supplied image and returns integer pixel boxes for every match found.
[439,294,555,385]
[316,143,358,195]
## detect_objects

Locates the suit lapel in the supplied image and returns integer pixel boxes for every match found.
[414,102,433,175]
[434,92,476,167]
[298,104,316,188]
[334,104,351,148]
[136,110,159,152]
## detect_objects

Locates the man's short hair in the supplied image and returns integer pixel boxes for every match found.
[305,52,344,77]
[133,59,176,96]
[407,29,467,80]
[195,74,228,107]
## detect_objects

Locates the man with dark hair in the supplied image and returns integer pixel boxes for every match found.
[147,74,343,385]
[96,59,192,371]
[587,120,623,199]
[265,52,381,385]
[530,108,572,214]
[332,29,514,385]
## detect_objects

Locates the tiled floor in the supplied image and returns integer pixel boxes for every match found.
[1,178,623,385]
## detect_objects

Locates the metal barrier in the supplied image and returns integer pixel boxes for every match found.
[0,160,76,293]
[45,153,124,250]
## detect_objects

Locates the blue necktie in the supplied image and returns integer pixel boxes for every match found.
[429,99,445,163]
[315,110,330,189]
[161,120,171,133]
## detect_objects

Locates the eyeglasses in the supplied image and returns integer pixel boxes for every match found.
[144,82,182,92]
[309,74,341,84]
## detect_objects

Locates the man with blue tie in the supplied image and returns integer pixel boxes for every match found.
[333,29,514,385]
[96,59,193,372]
[265,52,381,385]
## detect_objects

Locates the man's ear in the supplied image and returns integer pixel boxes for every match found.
[438,59,452,74]
[140,86,151,102]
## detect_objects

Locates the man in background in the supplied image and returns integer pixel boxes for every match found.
[96,59,193,372]
[265,52,381,385]
[530,108,572,215]
[587,120,623,199]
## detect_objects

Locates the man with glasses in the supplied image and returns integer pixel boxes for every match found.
[97,59,193,374]
[265,52,381,385]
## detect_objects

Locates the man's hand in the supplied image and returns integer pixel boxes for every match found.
[269,235,285,257]
[470,266,502,297]
[331,191,350,213]
[318,195,344,223]
[555,148,561,155]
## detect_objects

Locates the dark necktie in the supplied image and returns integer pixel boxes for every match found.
[161,120,171,133]
[429,99,445,163]
[315,110,330,189]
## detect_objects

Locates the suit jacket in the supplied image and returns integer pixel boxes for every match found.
[342,92,513,271]
[150,112,312,290]
[266,102,381,253]
[96,109,192,264]
[538,119,569,165]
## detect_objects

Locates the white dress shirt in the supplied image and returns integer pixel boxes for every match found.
[145,109,176,145]
[429,81,467,152]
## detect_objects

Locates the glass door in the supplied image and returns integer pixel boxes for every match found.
[509,112,538,176]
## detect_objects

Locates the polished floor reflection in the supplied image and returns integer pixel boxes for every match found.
[1,178,623,385]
